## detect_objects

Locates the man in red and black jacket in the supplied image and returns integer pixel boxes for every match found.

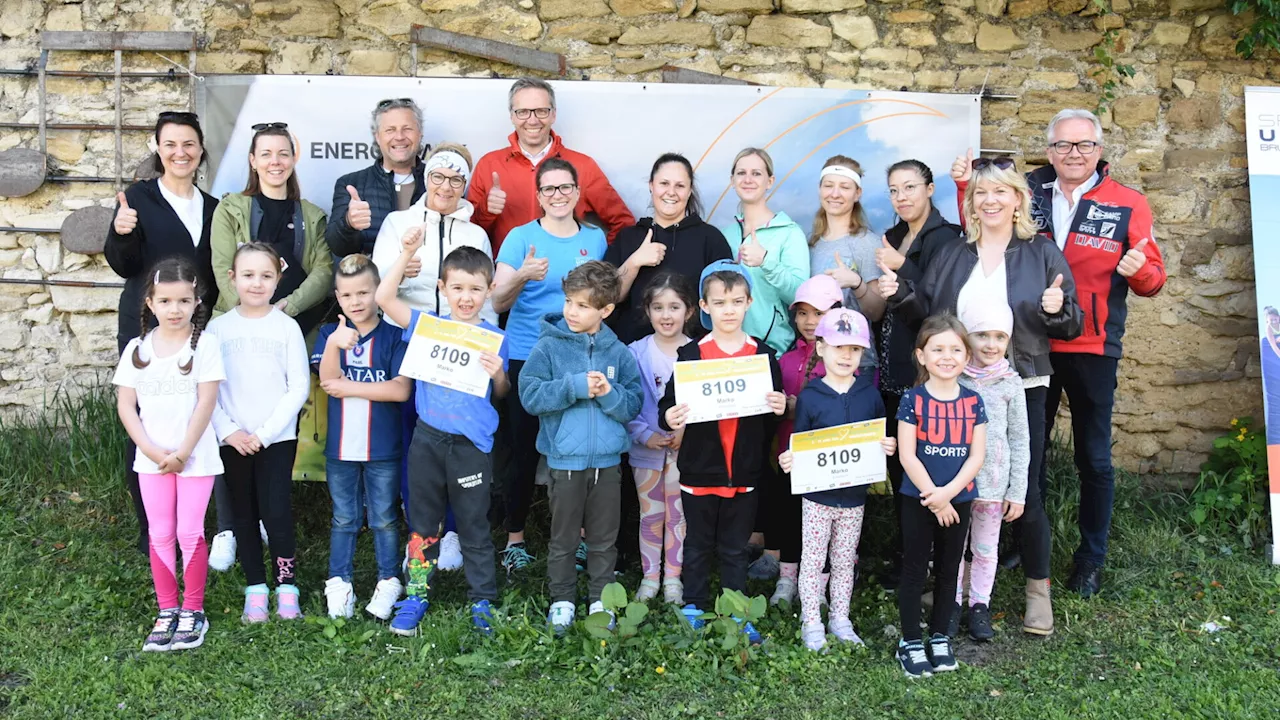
[953,108,1166,598]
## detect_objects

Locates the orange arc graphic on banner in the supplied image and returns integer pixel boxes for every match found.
[693,87,786,173]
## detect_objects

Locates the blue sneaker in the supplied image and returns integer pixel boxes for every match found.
[681,604,705,630]
[471,600,495,635]
[389,595,428,636]
[736,618,762,645]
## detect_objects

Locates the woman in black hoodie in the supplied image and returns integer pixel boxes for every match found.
[607,153,732,345]
[105,111,220,553]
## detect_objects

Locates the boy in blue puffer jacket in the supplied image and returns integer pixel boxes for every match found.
[519,260,644,632]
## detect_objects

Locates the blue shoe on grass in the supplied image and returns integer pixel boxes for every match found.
[471,600,495,635]
[681,604,705,630]
[389,595,428,636]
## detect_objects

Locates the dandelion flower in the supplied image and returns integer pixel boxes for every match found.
[655,666,666,674]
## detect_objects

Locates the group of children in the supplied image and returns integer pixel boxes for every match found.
[115,221,1028,680]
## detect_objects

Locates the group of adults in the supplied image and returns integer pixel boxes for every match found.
[103,77,1164,631]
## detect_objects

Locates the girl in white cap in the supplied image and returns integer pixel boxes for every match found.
[952,301,1029,641]
[778,307,896,652]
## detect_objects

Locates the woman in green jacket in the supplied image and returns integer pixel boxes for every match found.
[720,147,810,356]
[211,122,333,333]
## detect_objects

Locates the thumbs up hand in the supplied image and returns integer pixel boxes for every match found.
[1041,273,1065,315]
[113,191,138,235]
[875,234,905,272]
[824,251,863,290]
[738,228,766,267]
[487,172,507,216]
[630,228,665,268]
[518,244,549,282]
[1117,237,1151,278]
[401,225,424,256]
[877,257,899,299]
[346,185,372,231]
[330,314,360,351]
[951,147,974,184]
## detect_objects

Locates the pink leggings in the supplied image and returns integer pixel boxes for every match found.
[139,473,215,611]
[956,499,1003,607]
[799,500,864,627]
[633,455,685,581]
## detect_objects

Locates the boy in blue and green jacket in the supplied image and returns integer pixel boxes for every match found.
[519,260,643,632]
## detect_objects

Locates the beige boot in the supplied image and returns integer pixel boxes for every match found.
[1023,578,1054,636]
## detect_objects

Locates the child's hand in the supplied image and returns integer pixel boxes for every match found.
[919,485,953,514]
[1002,500,1025,522]
[587,371,611,398]
[880,437,897,456]
[404,254,423,279]
[224,430,258,456]
[401,226,424,256]
[778,449,794,474]
[157,451,187,475]
[329,315,360,350]
[669,428,685,451]
[479,352,504,379]
[644,433,669,450]
[785,394,797,417]
[247,434,264,453]
[665,403,690,430]
[142,443,172,467]
[320,377,355,398]
[935,503,960,527]
[766,391,786,415]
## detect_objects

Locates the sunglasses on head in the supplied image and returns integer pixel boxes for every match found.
[376,98,414,109]
[971,156,1016,171]
[252,122,289,132]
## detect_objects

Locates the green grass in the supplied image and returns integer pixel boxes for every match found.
[2,389,1279,719]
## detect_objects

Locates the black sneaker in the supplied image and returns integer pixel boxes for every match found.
[968,603,994,641]
[170,610,209,651]
[945,602,962,638]
[927,632,958,672]
[897,639,933,679]
[1066,563,1102,598]
[142,609,180,652]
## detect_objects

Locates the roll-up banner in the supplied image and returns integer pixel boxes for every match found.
[197,76,981,481]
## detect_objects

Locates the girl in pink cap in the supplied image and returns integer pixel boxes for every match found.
[778,307,896,651]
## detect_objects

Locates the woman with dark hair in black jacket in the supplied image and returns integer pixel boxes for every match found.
[879,156,1082,638]
[105,111,220,554]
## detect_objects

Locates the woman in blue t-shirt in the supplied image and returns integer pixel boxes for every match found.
[492,158,609,571]
[893,313,988,679]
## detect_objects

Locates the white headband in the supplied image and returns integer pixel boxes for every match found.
[820,165,861,187]
[424,150,470,178]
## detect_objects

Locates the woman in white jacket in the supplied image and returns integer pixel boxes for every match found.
[372,142,496,327]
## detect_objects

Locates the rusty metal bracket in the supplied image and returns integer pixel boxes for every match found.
[409,26,566,76]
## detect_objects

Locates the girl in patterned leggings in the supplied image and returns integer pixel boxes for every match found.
[779,308,896,651]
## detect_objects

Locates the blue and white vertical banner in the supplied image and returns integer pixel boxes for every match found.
[1244,86,1280,565]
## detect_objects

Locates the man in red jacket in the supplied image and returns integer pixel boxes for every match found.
[466,78,634,255]
[953,108,1166,598]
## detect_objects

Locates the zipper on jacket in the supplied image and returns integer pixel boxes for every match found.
[1090,293,1100,337]
[587,334,596,471]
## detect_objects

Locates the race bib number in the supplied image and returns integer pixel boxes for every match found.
[401,315,503,398]
[790,419,886,495]
[673,353,773,424]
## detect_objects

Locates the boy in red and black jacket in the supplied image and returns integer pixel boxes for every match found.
[660,261,786,643]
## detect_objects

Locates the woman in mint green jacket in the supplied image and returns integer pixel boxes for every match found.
[720,147,811,355]
[210,123,333,333]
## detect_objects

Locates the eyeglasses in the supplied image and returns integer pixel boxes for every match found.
[376,98,414,109]
[251,122,289,132]
[538,183,577,197]
[428,171,466,189]
[971,156,1016,171]
[158,111,198,121]
[1049,140,1099,155]
[513,108,552,120]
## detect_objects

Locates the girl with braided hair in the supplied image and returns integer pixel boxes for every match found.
[113,256,225,652]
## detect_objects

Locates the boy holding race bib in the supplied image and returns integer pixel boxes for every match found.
[660,261,786,643]
[778,308,897,652]
[377,234,510,637]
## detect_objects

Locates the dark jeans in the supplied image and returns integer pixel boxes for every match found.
[1044,354,1119,568]
[1020,386,1052,581]
[764,467,802,564]
[505,359,541,535]
[220,441,298,587]
[681,489,760,609]
[405,422,497,602]
[898,499,972,642]
[327,458,401,581]
[548,466,622,604]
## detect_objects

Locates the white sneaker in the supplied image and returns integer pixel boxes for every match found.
[828,615,864,645]
[438,531,464,571]
[636,579,660,602]
[802,621,827,652]
[588,600,616,630]
[365,577,403,620]
[548,600,575,631]
[770,576,797,606]
[662,578,684,605]
[259,520,268,545]
[324,576,355,619]
[208,530,236,572]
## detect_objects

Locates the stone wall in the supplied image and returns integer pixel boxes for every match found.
[0,0,1268,473]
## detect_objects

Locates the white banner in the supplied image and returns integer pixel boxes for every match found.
[198,76,979,235]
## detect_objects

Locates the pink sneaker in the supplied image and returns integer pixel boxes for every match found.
[276,585,302,620]
[242,588,269,624]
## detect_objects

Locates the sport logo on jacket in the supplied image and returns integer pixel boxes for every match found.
[1070,201,1130,256]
